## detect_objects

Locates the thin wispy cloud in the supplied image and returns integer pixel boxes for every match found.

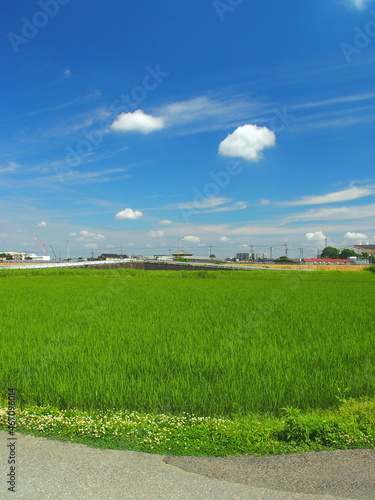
[284,203,375,223]
[283,186,375,206]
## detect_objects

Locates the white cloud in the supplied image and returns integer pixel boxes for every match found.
[149,230,165,238]
[284,186,375,206]
[75,231,106,243]
[160,219,172,225]
[346,0,373,10]
[204,201,247,213]
[37,222,47,227]
[0,161,19,173]
[84,243,98,248]
[110,110,165,134]
[305,231,327,241]
[183,235,200,243]
[345,231,368,240]
[63,69,72,79]
[220,236,233,243]
[219,124,276,162]
[115,208,143,220]
[178,197,230,210]
[286,203,375,223]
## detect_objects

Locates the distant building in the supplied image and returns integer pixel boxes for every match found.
[236,253,250,261]
[172,250,193,258]
[0,252,26,261]
[352,245,375,254]
[98,254,129,260]
[303,258,352,265]
[26,254,50,261]
[153,255,173,261]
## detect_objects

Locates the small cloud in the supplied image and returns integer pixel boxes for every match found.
[184,235,200,243]
[115,208,143,220]
[0,161,19,173]
[149,230,165,238]
[160,219,172,225]
[259,198,270,205]
[84,243,98,248]
[37,222,47,228]
[219,124,276,162]
[345,231,368,240]
[63,69,72,79]
[75,230,105,242]
[110,110,165,134]
[220,236,233,243]
[305,231,327,241]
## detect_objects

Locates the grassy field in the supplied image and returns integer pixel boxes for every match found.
[0,267,374,417]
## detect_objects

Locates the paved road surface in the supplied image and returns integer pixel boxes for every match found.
[1,432,374,499]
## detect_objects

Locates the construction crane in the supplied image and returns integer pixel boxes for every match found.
[32,235,47,255]
[50,245,57,260]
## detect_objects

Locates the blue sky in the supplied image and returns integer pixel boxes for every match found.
[1,0,375,259]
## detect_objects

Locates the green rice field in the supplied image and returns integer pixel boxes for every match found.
[1,267,374,417]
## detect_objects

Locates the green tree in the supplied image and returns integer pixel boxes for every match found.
[339,248,357,259]
[209,254,216,259]
[320,246,339,259]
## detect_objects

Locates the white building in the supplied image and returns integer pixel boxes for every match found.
[26,254,51,261]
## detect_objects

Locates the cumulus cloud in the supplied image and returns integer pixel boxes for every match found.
[284,186,375,206]
[37,222,47,227]
[110,110,165,134]
[149,230,165,238]
[219,124,276,161]
[78,230,105,240]
[305,231,327,241]
[184,235,200,243]
[115,208,143,220]
[160,219,172,225]
[345,231,368,240]
[63,69,72,79]
[84,243,98,248]
[68,232,77,236]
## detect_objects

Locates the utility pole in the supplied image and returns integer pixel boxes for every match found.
[324,238,328,248]
[66,240,70,260]
[285,243,288,258]
[299,248,304,261]
[209,245,213,257]
[269,246,273,260]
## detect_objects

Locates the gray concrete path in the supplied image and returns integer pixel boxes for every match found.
[1,431,372,500]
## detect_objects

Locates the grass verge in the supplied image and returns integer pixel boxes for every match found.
[1,398,374,457]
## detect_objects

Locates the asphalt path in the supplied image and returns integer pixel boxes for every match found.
[1,431,374,500]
